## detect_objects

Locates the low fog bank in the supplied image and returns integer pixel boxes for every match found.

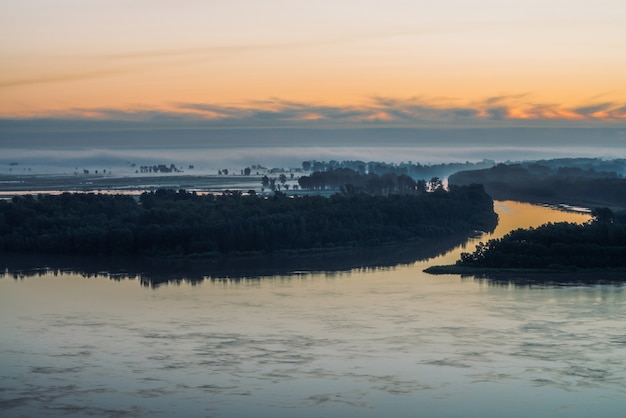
[2,126,625,148]
[1,128,625,175]
[2,145,625,177]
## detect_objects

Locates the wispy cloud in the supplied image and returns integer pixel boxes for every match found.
[0,43,281,89]
[3,96,625,129]
[0,68,134,88]
[0,25,491,90]
[0,36,334,89]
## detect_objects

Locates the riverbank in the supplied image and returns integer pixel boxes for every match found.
[0,185,498,257]
[424,264,626,277]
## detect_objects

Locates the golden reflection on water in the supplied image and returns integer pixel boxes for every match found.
[489,201,591,240]
[425,200,592,267]
[1,201,625,418]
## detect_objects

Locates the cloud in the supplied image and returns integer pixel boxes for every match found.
[0,43,290,90]
[485,107,508,121]
[2,96,625,133]
[482,94,529,106]
[573,103,613,115]
[0,24,520,90]
[0,68,133,88]
[572,102,626,119]
[100,44,271,60]
[1,31,426,89]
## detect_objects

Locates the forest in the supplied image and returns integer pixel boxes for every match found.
[449,159,626,208]
[431,209,626,272]
[296,168,438,194]
[300,159,496,181]
[0,184,497,257]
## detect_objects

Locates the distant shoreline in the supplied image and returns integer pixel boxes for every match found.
[423,265,626,281]
[0,173,267,198]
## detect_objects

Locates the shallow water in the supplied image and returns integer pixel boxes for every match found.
[1,202,625,417]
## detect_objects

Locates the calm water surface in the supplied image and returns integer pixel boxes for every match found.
[1,202,625,417]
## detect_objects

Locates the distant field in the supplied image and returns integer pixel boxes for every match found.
[0,173,270,197]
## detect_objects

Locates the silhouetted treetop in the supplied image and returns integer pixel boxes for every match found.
[0,185,497,257]
[449,160,626,208]
[456,215,626,270]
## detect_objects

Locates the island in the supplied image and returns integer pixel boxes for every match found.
[425,208,626,277]
[0,183,497,257]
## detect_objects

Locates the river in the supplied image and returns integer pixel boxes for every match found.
[1,201,625,417]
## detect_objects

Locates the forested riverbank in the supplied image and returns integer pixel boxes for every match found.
[449,159,626,209]
[0,184,497,257]
[425,210,626,278]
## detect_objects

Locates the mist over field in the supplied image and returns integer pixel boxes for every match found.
[2,127,626,174]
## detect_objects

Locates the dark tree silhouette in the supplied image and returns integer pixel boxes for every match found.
[0,185,497,257]
[592,207,614,223]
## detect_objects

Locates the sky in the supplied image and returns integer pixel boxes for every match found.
[1,0,626,133]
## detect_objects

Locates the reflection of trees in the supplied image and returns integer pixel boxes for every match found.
[467,273,626,288]
[0,232,482,287]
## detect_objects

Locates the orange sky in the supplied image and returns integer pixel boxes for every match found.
[1,0,625,126]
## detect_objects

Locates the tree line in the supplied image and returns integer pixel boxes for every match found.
[449,161,626,208]
[456,209,626,270]
[300,159,496,180]
[295,168,445,195]
[0,184,497,257]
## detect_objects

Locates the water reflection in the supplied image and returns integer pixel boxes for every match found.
[2,202,626,418]
[2,259,625,417]
[1,234,481,286]
[466,273,626,288]
[0,200,593,286]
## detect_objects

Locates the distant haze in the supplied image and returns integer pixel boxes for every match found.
[1,127,625,174]
[2,1,625,168]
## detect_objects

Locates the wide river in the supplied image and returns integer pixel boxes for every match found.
[1,201,625,417]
